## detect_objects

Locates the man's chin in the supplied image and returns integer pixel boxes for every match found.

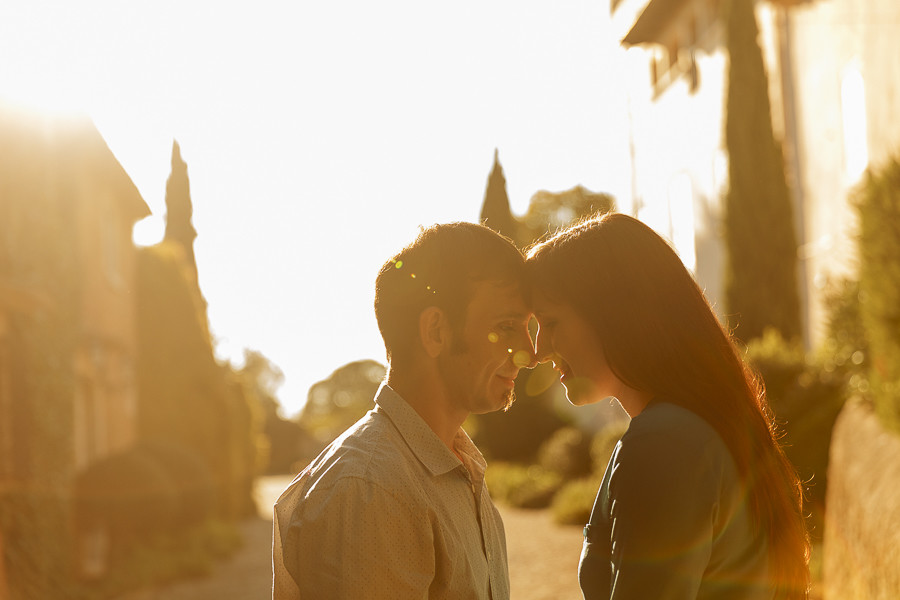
[474,390,516,414]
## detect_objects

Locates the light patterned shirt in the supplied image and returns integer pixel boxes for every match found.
[272,384,510,600]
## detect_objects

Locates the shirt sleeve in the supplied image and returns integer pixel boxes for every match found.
[607,430,718,600]
[280,476,436,600]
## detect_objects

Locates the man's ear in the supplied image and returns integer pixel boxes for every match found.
[419,306,450,358]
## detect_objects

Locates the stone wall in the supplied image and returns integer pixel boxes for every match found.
[824,398,900,599]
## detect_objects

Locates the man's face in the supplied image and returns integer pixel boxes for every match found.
[438,280,534,414]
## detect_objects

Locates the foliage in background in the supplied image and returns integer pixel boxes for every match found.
[486,420,629,526]
[549,420,629,526]
[537,427,592,480]
[480,149,518,242]
[745,330,847,540]
[722,0,801,344]
[853,154,900,432]
[236,350,316,474]
[73,446,181,553]
[72,518,242,600]
[520,185,615,244]
[485,463,563,510]
[299,360,385,446]
[136,242,257,519]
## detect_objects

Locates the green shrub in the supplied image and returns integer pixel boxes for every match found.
[854,154,900,432]
[137,439,216,527]
[746,329,846,538]
[590,420,629,474]
[73,447,180,553]
[537,426,592,479]
[485,462,562,509]
[550,475,603,526]
[73,518,243,599]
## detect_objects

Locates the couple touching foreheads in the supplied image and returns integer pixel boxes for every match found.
[273,213,810,600]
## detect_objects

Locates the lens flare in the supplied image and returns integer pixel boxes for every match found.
[512,350,531,369]
[487,332,499,343]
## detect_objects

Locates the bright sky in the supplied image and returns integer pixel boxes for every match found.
[1,0,634,416]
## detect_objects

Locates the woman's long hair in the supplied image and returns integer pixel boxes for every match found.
[527,212,809,598]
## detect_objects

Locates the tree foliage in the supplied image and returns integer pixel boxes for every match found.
[480,149,518,243]
[854,154,900,432]
[136,242,257,517]
[234,350,316,474]
[521,185,614,244]
[722,0,801,344]
[164,140,198,278]
[299,360,386,445]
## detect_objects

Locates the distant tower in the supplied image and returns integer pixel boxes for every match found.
[164,140,198,279]
[480,149,518,244]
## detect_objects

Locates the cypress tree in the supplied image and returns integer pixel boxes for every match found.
[480,149,519,244]
[164,140,199,281]
[723,0,801,343]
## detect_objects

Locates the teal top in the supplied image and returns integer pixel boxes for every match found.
[579,401,772,599]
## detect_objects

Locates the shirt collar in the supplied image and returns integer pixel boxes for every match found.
[374,384,486,479]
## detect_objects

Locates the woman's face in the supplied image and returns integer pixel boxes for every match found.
[532,288,621,407]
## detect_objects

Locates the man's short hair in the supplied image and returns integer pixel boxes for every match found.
[374,222,525,363]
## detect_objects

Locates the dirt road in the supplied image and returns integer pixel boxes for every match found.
[117,474,584,599]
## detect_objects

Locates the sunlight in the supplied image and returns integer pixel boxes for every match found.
[132,215,166,247]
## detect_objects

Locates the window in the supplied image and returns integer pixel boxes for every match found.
[841,64,868,181]
[667,173,697,273]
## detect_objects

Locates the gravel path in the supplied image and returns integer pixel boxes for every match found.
[116,475,585,600]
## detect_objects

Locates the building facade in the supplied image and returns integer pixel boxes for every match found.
[0,104,149,591]
[611,0,900,346]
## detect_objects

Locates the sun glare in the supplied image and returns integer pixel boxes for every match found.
[133,215,166,247]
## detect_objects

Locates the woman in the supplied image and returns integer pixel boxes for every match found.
[526,213,809,599]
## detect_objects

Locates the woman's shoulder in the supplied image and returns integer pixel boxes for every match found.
[622,401,728,460]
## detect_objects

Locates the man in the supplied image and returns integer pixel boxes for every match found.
[273,222,535,600]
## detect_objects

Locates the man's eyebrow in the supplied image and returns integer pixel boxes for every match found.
[494,310,531,321]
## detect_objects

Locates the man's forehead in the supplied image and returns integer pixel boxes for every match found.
[468,280,529,316]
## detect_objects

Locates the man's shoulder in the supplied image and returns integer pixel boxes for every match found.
[280,410,424,505]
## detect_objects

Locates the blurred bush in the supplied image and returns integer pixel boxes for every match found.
[485,463,562,509]
[74,447,180,558]
[745,329,846,539]
[537,426,592,480]
[299,360,385,445]
[590,421,629,474]
[551,475,604,526]
[136,439,216,528]
[853,153,900,433]
[487,420,630,525]
[548,422,628,526]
